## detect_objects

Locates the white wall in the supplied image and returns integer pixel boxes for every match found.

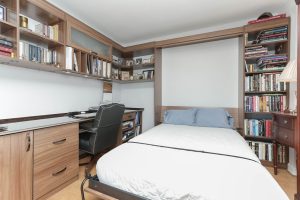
[162,38,239,108]
[0,65,103,119]
[119,82,154,131]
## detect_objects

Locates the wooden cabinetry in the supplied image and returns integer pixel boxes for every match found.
[33,123,79,200]
[273,112,297,175]
[0,131,33,200]
[112,48,155,83]
[243,17,290,167]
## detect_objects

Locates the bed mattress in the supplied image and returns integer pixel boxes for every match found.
[96,124,288,200]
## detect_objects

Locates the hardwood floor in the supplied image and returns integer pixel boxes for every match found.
[48,166,296,200]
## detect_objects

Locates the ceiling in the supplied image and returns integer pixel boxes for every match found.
[48,0,287,46]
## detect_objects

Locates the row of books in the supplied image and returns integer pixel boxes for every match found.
[257,55,288,68]
[248,141,286,163]
[19,41,58,65]
[65,47,112,78]
[244,119,272,137]
[245,46,268,59]
[244,95,286,112]
[122,121,134,131]
[245,63,285,73]
[0,38,13,57]
[245,73,286,92]
[34,22,59,41]
[257,26,288,44]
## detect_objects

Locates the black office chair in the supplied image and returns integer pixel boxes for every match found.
[79,103,125,165]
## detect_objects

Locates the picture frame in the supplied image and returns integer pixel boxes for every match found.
[142,70,154,80]
[135,58,142,65]
[121,71,130,80]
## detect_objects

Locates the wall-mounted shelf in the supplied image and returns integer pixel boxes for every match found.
[113,79,154,84]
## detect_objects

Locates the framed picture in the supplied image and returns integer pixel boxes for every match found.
[0,5,6,21]
[126,60,133,66]
[121,71,130,80]
[143,70,154,80]
[135,58,142,65]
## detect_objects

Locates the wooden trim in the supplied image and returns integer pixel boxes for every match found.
[124,42,156,52]
[0,113,67,124]
[154,27,244,48]
[154,48,162,125]
[84,188,118,200]
[296,4,300,200]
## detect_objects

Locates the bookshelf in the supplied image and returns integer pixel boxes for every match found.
[120,109,143,143]
[243,17,290,168]
[112,48,155,83]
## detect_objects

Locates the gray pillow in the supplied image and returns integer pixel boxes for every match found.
[164,109,197,126]
[194,108,234,129]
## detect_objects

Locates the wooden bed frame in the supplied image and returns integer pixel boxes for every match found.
[83,106,241,200]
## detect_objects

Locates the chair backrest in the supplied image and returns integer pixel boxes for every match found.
[89,103,125,155]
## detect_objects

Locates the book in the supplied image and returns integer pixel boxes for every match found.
[248,14,286,24]
[65,46,73,70]
[73,52,78,72]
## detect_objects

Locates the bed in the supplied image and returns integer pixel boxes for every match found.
[84,107,289,200]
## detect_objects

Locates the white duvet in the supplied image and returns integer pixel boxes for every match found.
[96,124,289,200]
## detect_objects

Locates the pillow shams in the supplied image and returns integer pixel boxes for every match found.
[164,109,196,126]
[195,108,234,129]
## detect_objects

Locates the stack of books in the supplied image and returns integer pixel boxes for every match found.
[248,14,286,25]
[245,46,268,59]
[0,38,13,57]
[244,95,286,112]
[34,24,59,41]
[244,119,272,137]
[258,26,288,44]
[19,41,58,65]
[248,141,273,161]
[257,55,288,68]
[245,63,286,73]
[245,73,286,92]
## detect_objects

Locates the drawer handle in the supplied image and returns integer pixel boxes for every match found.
[52,138,67,145]
[283,120,288,124]
[25,133,31,152]
[52,167,67,176]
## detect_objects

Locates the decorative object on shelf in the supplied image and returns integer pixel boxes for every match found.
[278,59,297,113]
[133,73,144,80]
[121,71,130,80]
[19,15,28,28]
[126,60,133,66]
[0,5,6,21]
[143,58,151,64]
[135,58,142,65]
[130,76,133,80]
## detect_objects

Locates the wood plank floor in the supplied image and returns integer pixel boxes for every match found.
[48,166,296,200]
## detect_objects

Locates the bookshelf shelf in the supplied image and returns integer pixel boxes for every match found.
[245,53,287,61]
[245,70,284,75]
[113,79,154,84]
[0,20,17,30]
[244,135,273,143]
[245,39,288,48]
[19,28,64,47]
[244,91,287,94]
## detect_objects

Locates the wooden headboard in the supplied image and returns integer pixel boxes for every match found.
[159,106,241,130]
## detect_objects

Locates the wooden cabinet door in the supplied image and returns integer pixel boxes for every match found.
[0,132,33,200]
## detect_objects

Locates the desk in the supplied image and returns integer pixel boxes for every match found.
[0,108,143,200]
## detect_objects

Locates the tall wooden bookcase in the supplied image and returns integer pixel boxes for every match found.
[242,17,290,167]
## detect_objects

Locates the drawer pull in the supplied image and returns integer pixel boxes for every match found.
[52,138,67,145]
[25,133,31,152]
[52,167,67,176]
[283,120,288,124]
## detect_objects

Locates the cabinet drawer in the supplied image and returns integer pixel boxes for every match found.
[33,153,78,200]
[123,112,136,121]
[34,123,79,164]
[275,116,294,130]
[275,126,294,147]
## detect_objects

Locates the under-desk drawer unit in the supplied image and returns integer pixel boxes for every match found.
[33,123,79,200]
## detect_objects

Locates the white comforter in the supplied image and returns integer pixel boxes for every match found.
[96,124,288,200]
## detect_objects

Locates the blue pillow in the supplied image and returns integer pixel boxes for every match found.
[194,108,234,129]
[164,109,197,126]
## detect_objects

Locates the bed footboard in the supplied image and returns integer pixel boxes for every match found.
[86,176,148,200]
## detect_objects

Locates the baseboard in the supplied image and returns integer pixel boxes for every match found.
[288,163,297,176]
